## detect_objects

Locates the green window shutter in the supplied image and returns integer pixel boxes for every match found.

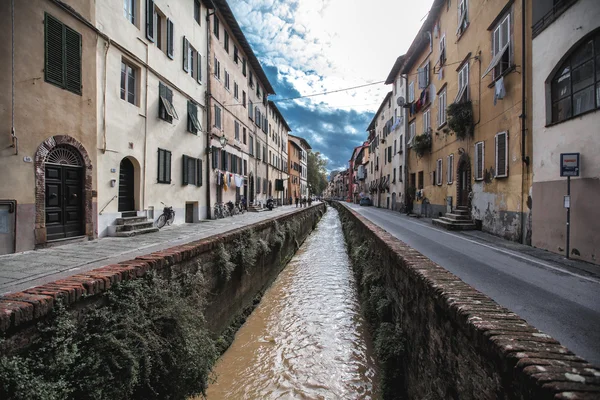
[182,155,189,185]
[44,13,64,87]
[64,26,82,94]
[158,149,163,182]
[197,159,203,186]
[166,150,172,183]
[146,0,155,42]
[167,19,174,59]
[187,101,193,133]
[197,53,202,83]
[183,37,189,72]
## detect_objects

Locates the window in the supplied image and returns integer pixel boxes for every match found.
[214,105,222,128]
[447,153,454,184]
[399,166,403,182]
[44,13,82,95]
[187,101,202,134]
[438,87,447,126]
[182,155,202,186]
[439,35,446,67]
[457,0,469,36]
[225,70,230,90]
[423,109,431,133]
[550,31,600,124]
[249,135,254,156]
[456,62,469,102]
[249,71,254,88]
[436,159,443,185]
[408,121,416,147]
[234,46,239,64]
[394,139,397,154]
[183,38,201,82]
[242,58,247,76]
[224,31,229,53]
[194,0,201,25]
[235,120,240,140]
[213,57,221,80]
[243,127,247,144]
[234,82,239,99]
[213,15,220,38]
[495,131,508,178]
[159,82,178,123]
[157,148,171,184]
[242,91,246,107]
[257,85,261,98]
[483,14,511,79]
[124,0,135,25]
[263,145,267,162]
[243,159,247,175]
[408,81,415,102]
[474,141,484,180]
[120,60,137,105]
[388,146,392,163]
[418,61,430,89]
[418,171,424,189]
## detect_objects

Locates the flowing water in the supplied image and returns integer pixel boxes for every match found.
[205,207,379,399]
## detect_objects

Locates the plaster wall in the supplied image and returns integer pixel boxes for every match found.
[0,0,97,251]
[95,0,209,235]
[531,0,600,264]
[391,73,407,211]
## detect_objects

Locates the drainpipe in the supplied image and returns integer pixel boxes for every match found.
[205,3,216,219]
[520,0,530,243]
[142,40,149,211]
[10,0,18,155]
[101,39,111,153]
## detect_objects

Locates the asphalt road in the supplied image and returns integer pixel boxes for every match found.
[346,203,600,366]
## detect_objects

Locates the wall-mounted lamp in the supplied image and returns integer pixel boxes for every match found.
[219,135,228,149]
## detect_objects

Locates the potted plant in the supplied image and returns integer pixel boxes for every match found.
[447,100,474,140]
[412,132,432,158]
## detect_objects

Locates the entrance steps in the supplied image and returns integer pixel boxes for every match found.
[248,204,268,212]
[111,214,159,237]
[432,206,477,231]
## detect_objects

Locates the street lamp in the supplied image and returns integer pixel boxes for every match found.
[219,135,228,149]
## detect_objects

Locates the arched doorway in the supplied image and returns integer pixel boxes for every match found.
[392,192,397,210]
[249,173,255,203]
[268,180,272,197]
[44,145,84,241]
[456,154,471,207]
[118,158,135,212]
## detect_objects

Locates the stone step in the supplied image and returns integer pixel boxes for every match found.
[115,221,155,232]
[114,226,159,237]
[444,213,472,221]
[438,217,476,225]
[452,209,470,216]
[120,211,137,218]
[116,216,148,225]
[432,218,476,231]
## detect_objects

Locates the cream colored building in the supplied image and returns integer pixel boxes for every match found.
[0,0,98,253]
[289,135,311,198]
[267,101,290,205]
[531,0,600,264]
[95,0,211,236]
[208,0,277,210]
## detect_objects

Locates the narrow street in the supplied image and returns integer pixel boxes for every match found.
[346,203,600,366]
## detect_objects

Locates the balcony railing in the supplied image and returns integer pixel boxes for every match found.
[532,0,577,38]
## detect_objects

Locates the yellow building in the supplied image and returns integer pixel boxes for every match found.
[403,0,532,242]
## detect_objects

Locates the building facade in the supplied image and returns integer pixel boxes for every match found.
[531,0,600,264]
[0,0,98,253]
[289,135,311,198]
[267,101,290,205]
[402,0,532,242]
[95,0,211,236]
[288,140,302,202]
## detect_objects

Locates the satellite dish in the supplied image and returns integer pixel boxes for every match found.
[397,97,406,107]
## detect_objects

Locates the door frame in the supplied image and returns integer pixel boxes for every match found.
[35,135,94,245]
[118,157,136,212]
[456,153,472,208]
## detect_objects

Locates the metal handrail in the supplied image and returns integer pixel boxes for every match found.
[99,195,117,215]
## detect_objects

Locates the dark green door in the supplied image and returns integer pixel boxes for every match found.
[45,164,84,241]
[118,158,135,212]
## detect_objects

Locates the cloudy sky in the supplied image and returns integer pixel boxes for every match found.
[228,0,434,171]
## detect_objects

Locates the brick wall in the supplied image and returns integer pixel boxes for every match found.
[333,202,599,400]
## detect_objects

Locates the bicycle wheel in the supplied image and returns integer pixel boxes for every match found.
[156,214,167,228]
[167,211,175,225]
[213,207,219,220]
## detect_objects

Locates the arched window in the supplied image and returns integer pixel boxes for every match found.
[551,30,600,123]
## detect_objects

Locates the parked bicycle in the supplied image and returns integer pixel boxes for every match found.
[156,202,175,228]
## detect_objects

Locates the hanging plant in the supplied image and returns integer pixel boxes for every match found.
[412,132,432,158]
[447,101,474,140]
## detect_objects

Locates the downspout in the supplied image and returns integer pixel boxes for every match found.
[10,0,18,155]
[101,39,111,153]
[205,3,216,219]
[520,0,530,243]
[142,40,149,210]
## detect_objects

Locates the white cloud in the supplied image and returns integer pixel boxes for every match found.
[229,0,434,113]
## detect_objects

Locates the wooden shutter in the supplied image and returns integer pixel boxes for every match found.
[197,52,202,83]
[183,37,189,72]
[45,14,64,87]
[166,150,172,183]
[475,142,484,180]
[64,26,81,93]
[182,155,189,185]
[146,0,155,42]
[158,149,164,182]
[197,159,203,186]
[167,19,174,59]
[496,132,508,177]
[187,101,193,132]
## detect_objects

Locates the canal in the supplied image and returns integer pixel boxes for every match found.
[205,207,379,399]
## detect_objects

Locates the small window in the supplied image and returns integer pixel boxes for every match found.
[157,148,172,184]
[495,131,508,178]
[159,82,178,123]
[182,155,202,186]
[439,35,446,66]
[234,82,239,99]
[438,87,447,126]
[243,127,247,144]
[408,121,416,147]
[418,171,424,189]
[456,62,469,102]
[224,31,229,53]
[225,70,230,90]
[243,91,247,107]
[249,71,254,88]
[408,81,415,102]
[474,141,484,180]
[214,105,222,128]
[457,0,469,36]
[120,60,137,105]
[436,159,443,185]
[234,46,239,63]
[213,57,221,80]
[249,135,254,156]
[213,15,220,38]
[242,58,247,76]
[423,109,431,134]
[187,101,202,134]
[44,13,82,95]
[447,153,454,184]
[483,13,512,79]
[124,0,136,25]
[234,120,240,140]
[194,0,201,25]
[418,61,430,89]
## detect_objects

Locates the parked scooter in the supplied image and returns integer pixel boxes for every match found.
[266,197,274,211]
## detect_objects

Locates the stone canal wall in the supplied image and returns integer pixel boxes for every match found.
[0,204,325,351]
[333,202,599,400]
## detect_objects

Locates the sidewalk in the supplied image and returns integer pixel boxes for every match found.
[0,205,305,295]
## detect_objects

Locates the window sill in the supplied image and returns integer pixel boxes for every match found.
[545,107,600,128]
[437,122,448,130]
[495,174,508,179]
[486,65,516,88]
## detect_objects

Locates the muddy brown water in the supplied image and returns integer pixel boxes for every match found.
[204,207,379,399]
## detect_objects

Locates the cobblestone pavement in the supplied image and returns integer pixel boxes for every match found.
[0,205,307,295]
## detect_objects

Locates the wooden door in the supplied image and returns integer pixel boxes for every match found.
[45,164,83,241]
[118,158,135,212]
